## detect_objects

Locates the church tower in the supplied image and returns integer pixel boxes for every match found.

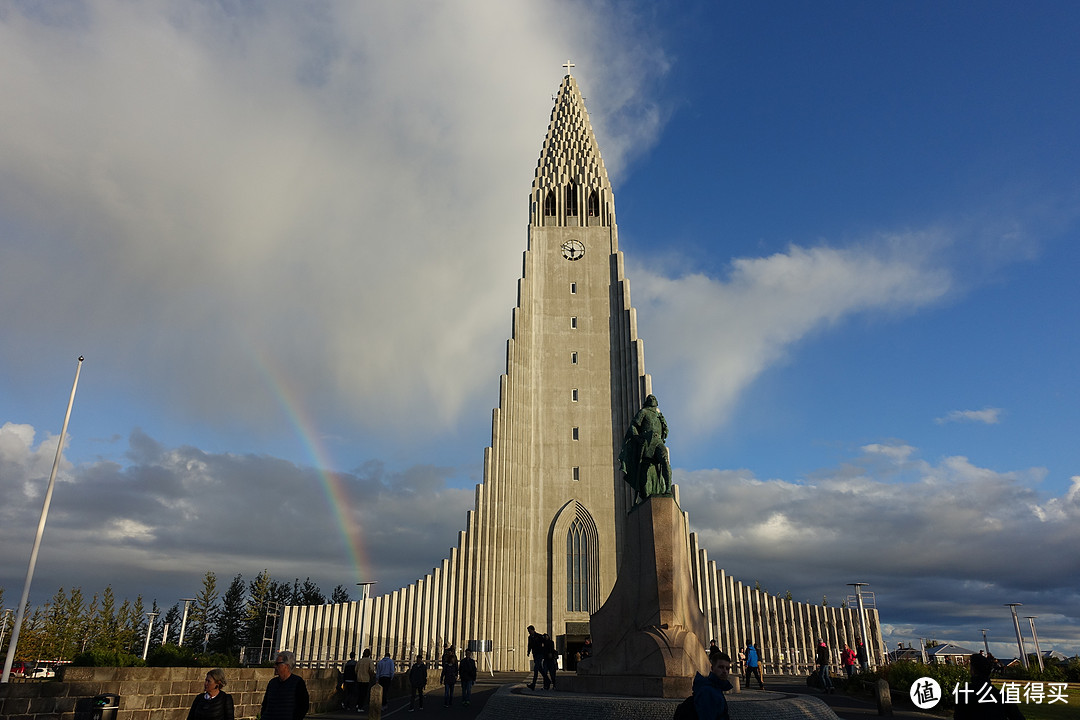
[278,72,885,674]
[471,70,648,658]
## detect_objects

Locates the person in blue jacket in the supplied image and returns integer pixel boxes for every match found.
[744,642,765,690]
[693,651,733,720]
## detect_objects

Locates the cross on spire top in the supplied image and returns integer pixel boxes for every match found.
[562,59,575,76]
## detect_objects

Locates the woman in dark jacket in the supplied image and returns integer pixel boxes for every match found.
[188,668,234,720]
[440,645,459,707]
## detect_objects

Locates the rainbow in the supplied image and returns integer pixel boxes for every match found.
[251,353,373,590]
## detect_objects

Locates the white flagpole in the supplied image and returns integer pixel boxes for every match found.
[2,356,83,683]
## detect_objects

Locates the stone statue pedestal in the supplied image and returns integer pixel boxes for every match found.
[562,496,710,698]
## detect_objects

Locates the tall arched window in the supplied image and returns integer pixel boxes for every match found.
[587,190,599,217]
[566,518,589,611]
[544,190,557,216]
[565,181,578,216]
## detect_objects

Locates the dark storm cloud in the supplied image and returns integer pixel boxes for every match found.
[0,423,474,605]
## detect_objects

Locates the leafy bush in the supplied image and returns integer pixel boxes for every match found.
[71,649,145,667]
[872,660,971,710]
[145,644,240,667]
[1003,661,1067,682]
[146,643,199,667]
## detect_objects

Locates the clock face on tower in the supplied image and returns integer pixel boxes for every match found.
[561,239,585,261]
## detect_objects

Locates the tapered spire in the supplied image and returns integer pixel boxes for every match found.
[531,74,614,227]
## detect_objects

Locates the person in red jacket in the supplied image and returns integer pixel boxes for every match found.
[841,644,857,678]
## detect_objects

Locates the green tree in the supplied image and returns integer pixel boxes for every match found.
[63,587,89,659]
[297,578,325,605]
[111,597,138,654]
[215,574,245,656]
[22,605,47,661]
[81,592,100,652]
[162,603,182,645]
[245,570,274,651]
[331,585,350,604]
[41,588,69,660]
[0,587,8,657]
[190,571,220,651]
[120,595,146,655]
[94,586,119,653]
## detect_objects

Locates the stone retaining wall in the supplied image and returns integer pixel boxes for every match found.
[0,666,349,720]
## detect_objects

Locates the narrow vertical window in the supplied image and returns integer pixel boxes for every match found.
[572,427,579,440]
[572,466,581,482]
[571,389,578,402]
[565,181,578,216]
[570,282,576,294]
[544,190,557,216]
[587,190,599,217]
[571,352,578,364]
[566,517,588,610]
[570,317,577,329]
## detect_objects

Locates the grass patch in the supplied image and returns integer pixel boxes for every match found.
[988,681,1078,720]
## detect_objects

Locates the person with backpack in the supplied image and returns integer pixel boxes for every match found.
[459,648,478,707]
[744,642,765,690]
[440,645,459,707]
[676,650,732,720]
[407,653,428,712]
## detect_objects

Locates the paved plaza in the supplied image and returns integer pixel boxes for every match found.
[314,672,941,720]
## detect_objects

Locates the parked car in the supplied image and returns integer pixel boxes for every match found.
[27,667,56,679]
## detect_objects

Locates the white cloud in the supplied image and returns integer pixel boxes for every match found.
[675,447,1080,651]
[935,408,1003,425]
[631,240,952,434]
[0,2,668,441]
[861,443,917,463]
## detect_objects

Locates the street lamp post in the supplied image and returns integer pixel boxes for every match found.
[980,629,990,656]
[178,599,196,648]
[143,612,160,660]
[847,582,873,670]
[356,582,377,657]
[1025,617,1044,672]
[1005,604,1028,669]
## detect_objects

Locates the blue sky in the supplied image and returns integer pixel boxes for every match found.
[2,1,1079,660]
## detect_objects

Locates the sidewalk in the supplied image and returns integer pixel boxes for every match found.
[761,674,945,720]
[312,671,944,720]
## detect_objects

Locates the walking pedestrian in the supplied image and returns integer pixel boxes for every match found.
[459,648,477,707]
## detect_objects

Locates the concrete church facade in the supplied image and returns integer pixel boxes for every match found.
[278,74,884,673]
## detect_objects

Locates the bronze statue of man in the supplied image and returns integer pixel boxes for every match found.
[619,394,673,503]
